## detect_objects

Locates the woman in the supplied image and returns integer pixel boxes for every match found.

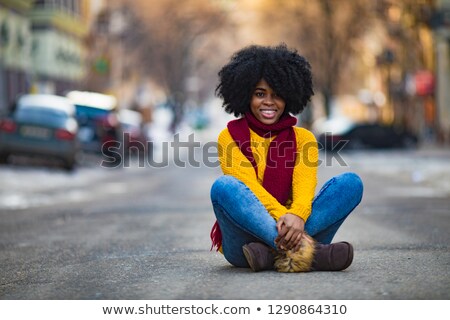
[210,44,363,272]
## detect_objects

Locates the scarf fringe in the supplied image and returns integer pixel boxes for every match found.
[210,220,222,251]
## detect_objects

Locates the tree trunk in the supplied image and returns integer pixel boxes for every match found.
[323,89,332,118]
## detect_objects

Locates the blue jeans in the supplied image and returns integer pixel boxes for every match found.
[210,173,363,267]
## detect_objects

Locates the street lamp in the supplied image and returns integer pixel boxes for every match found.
[0,21,9,115]
[376,48,395,123]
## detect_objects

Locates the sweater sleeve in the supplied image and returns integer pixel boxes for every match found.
[288,128,318,221]
[217,128,289,220]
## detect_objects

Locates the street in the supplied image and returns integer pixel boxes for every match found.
[0,146,449,299]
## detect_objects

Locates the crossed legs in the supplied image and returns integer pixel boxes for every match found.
[210,173,363,268]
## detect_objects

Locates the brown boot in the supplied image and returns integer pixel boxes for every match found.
[242,242,275,272]
[311,242,354,271]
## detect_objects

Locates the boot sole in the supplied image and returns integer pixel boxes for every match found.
[340,242,354,271]
[242,244,259,272]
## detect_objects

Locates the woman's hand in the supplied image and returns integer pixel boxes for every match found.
[275,213,306,251]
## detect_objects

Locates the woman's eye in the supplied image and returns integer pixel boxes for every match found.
[255,92,264,97]
[274,94,284,101]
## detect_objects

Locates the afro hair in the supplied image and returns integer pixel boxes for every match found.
[216,43,314,117]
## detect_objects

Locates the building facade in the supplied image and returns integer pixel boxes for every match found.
[434,0,450,143]
[0,0,33,113]
[0,0,89,115]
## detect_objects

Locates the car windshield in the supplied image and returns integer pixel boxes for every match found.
[75,105,110,118]
[75,104,112,127]
[14,107,68,127]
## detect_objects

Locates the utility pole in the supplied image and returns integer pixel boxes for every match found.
[0,56,5,116]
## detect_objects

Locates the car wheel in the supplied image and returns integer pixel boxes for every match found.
[0,152,9,164]
[63,158,76,171]
[402,136,417,149]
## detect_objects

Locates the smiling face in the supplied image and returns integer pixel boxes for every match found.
[250,79,286,125]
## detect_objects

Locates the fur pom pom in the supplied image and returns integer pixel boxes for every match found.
[274,234,316,273]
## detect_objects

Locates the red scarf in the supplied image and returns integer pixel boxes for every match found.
[210,112,297,251]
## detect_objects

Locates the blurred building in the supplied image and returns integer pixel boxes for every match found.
[29,0,89,95]
[351,0,450,145]
[0,0,90,115]
[434,0,450,143]
[0,0,33,113]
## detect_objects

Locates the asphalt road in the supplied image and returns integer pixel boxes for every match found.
[0,147,449,299]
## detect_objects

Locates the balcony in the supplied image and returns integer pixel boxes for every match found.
[29,7,88,38]
[0,0,34,12]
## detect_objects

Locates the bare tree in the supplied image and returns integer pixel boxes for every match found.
[258,0,375,118]
[123,0,229,130]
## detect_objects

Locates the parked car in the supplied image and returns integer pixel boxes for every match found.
[0,94,79,170]
[66,91,122,156]
[118,109,151,156]
[318,122,418,151]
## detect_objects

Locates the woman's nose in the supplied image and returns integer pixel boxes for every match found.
[263,95,275,105]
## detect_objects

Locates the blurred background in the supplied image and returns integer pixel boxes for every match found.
[0,0,449,162]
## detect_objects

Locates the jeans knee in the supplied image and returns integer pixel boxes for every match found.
[340,172,364,203]
[210,175,241,203]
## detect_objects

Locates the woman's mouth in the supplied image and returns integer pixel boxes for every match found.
[260,109,277,119]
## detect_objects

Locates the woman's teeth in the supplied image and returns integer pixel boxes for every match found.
[261,110,276,118]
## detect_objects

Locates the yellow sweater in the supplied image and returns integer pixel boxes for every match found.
[218,126,318,222]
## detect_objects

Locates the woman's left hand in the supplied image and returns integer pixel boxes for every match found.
[275,213,306,251]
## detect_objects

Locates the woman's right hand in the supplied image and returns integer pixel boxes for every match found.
[275,213,308,251]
